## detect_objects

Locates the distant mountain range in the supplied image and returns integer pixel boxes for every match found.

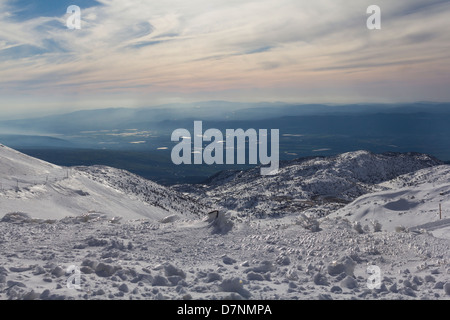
[2,101,450,135]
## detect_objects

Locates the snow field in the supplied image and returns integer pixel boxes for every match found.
[1,145,449,300]
[0,214,448,300]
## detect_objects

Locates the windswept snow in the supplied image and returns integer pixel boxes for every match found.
[174,150,442,218]
[0,144,207,221]
[0,214,449,300]
[0,145,449,300]
[0,144,63,189]
[330,165,450,237]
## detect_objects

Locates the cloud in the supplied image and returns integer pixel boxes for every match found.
[0,0,449,111]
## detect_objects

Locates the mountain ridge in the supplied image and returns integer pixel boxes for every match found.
[173,150,444,218]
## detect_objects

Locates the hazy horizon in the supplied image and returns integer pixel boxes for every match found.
[2,99,450,121]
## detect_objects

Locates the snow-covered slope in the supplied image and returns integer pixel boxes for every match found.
[329,165,450,238]
[76,165,211,217]
[0,144,207,220]
[0,145,449,301]
[174,150,443,218]
[0,144,64,189]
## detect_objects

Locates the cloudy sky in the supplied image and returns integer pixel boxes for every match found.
[0,0,449,117]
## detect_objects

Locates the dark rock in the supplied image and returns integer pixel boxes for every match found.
[341,276,358,289]
[247,272,265,281]
[313,273,329,286]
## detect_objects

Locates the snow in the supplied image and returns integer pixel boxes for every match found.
[0,144,205,221]
[0,144,64,189]
[0,145,449,300]
[330,165,450,235]
[0,214,449,300]
[174,150,443,218]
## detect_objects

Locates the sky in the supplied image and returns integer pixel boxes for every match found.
[0,0,450,117]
